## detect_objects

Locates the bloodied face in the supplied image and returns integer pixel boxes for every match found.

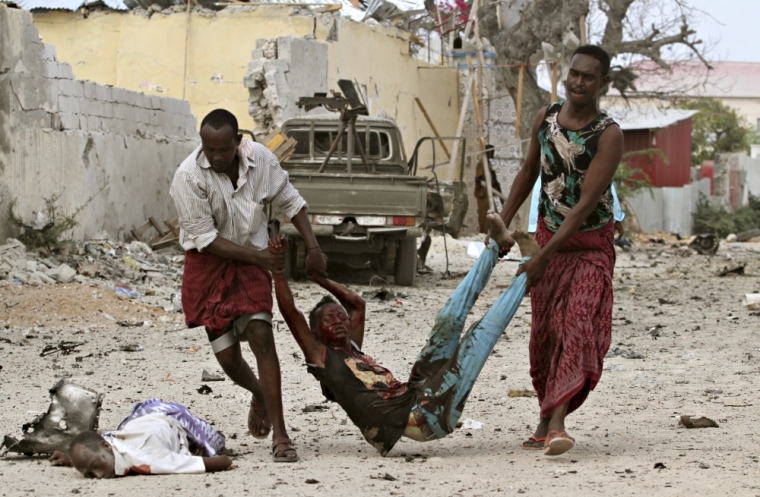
[200,124,242,175]
[565,53,610,107]
[315,303,351,348]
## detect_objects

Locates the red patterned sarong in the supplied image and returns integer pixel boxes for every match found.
[529,219,615,418]
[182,250,273,336]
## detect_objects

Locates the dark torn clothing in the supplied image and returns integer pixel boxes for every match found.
[308,345,416,455]
[308,240,526,454]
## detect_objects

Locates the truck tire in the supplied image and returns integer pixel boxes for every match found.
[394,238,417,286]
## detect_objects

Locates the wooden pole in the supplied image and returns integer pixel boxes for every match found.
[468,56,496,212]
[514,64,524,138]
[448,71,476,176]
[414,98,451,160]
[550,62,558,103]
[580,14,587,45]
[471,79,496,212]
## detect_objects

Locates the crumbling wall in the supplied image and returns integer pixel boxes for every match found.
[0,4,198,242]
[244,36,329,139]
[458,68,524,234]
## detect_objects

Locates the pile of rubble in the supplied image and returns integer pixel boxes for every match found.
[0,235,184,313]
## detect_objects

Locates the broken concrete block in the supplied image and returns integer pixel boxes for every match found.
[51,263,76,283]
[25,260,37,272]
[83,81,98,99]
[9,271,28,284]
[57,62,74,79]
[33,271,56,285]
[43,43,57,61]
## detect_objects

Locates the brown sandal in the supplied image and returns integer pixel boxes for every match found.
[544,430,575,456]
[272,436,299,463]
[522,435,546,449]
[248,399,272,440]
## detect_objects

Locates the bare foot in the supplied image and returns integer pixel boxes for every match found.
[512,230,540,257]
[487,210,514,252]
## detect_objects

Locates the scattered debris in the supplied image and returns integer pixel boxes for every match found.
[164,372,174,382]
[197,385,213,395]
[40,341,85,357]
[361,288,396,302]
[305,478,320,484]
[716,263,746,277]
[302,404,330,413]
[679,415,719,428]
[0,380,104,456]
[459,418,483,430]
[607,347,645,359]
[699,461,711,469]
[743,294,760,310]
[116,320,144,327]
[201,370,225,382]
[654,462,667,470]
[658,298,675,305]
[120,344,144,352]
[735,228,760,242]
[508,388,537,398]
[688,234,719,255]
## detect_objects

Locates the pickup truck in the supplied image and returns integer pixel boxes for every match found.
[270,115,466,286]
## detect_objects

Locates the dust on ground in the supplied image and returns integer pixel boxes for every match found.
[2,234,760,496]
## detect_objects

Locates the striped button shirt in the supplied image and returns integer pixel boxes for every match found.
[170,139,307,252]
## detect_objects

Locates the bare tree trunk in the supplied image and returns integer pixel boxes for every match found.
[479,0,589,147]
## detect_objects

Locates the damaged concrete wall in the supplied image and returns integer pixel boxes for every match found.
[31,7,327,130]
[31,8,460,177]
[0,4,198,242]
[456,67,524,234]
[244,36,329,139]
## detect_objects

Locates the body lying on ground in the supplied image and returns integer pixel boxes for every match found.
[49,400,232,478]
[270,217,538,456]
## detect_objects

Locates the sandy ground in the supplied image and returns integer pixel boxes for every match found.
[2,234,760,496]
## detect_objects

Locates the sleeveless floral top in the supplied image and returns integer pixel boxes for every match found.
[537,102,618,232]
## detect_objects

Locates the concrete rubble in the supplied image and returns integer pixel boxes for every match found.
[0,237,185,314]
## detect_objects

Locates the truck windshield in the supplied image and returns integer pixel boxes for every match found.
[286,128,392,160]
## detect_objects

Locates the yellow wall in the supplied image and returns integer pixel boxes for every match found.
[33,8,316,130]
[32,8,461,177]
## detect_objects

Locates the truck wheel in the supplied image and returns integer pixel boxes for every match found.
[394,238,417,286]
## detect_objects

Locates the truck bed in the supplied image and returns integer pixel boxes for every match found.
[287,172,428,217]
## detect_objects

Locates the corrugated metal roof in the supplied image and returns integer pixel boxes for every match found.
[605,107,698,131]
[611,61,760,99]
[3,0,126,10]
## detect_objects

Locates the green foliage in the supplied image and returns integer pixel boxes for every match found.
[692,192,760,238]
[678,98,758,166]
[7,186,105,252]
[613,149,660,203]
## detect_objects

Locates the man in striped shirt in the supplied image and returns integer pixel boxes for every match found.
[170,109,326,462]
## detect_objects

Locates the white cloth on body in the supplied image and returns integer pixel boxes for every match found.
[103,412,206,476]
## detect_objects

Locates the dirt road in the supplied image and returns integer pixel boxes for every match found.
[1,235,759,496]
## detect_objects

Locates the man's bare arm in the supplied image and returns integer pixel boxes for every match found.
[290,208,328,278]
[273,274,326,366]
[518,125,624,288]
[204,237,284,274]
[202,455,232,472]
[312,276,366,349]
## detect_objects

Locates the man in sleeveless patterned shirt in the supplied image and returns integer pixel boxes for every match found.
[494,45,624,456]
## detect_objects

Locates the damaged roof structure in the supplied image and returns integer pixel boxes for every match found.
[1,0,428,24]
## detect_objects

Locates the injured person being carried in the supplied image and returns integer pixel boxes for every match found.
[271,212,538,455]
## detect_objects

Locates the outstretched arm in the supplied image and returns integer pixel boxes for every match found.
[203,455,232,472]
[311,275,366,349]
[269,236,326,367]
